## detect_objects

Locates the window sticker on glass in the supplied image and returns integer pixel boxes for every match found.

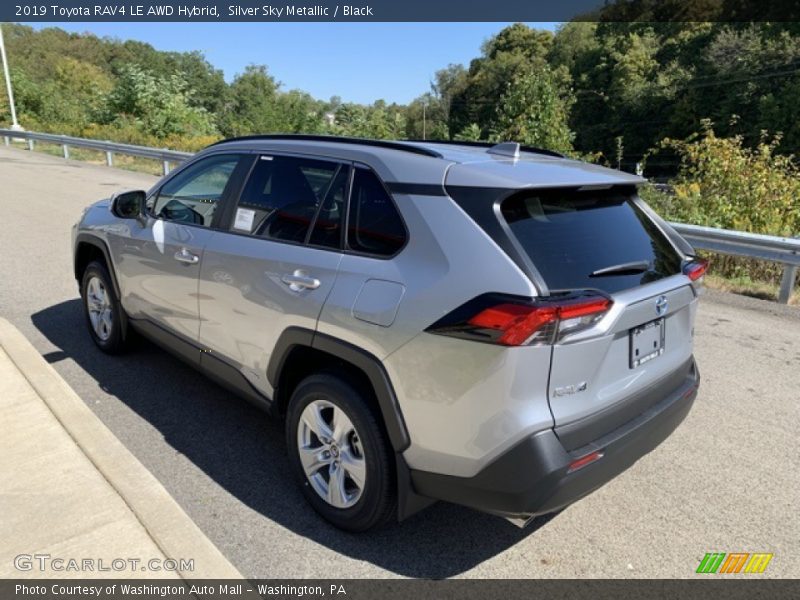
[234,207,256,232]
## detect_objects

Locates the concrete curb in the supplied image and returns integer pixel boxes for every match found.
[0,318,243,580]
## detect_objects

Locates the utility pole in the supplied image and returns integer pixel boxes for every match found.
[0,24,23,131]
[422,100,427,141]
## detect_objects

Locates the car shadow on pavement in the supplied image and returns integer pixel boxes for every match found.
[32,299,558,578]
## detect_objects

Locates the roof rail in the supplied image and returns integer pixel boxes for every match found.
[406,139,565,158]
[209,134,443,158]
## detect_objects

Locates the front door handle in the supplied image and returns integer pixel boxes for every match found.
[281,270,321,291]
[174,247,200,264]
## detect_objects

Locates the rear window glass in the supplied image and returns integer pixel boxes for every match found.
[501,190,682,294]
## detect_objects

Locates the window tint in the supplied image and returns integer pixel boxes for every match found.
[152,155,240,227]
[233,155,346,245]
[308,167,349,249]
[347,168,406,256]
[501,190,682,294]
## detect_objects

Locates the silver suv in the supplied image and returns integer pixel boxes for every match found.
[72,136,704,531]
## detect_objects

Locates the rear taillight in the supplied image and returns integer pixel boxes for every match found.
[427,292,613,347]
[684,258,708,281]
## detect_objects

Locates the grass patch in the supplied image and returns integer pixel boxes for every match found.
[704,273,798,306]
[22,140,168,177]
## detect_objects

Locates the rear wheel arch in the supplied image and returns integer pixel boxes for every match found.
[269,328,434,522]
[268,327,410,453]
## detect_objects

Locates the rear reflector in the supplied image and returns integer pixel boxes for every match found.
[427,292,613,347]
[567,450,604,473]
[684,259,709,281]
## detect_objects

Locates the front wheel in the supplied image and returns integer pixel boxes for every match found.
[286,373,396,532]
[81,261,129,354]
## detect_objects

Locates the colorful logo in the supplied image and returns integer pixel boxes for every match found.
[696,552,773,574]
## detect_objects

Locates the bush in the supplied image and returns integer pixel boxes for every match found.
[100,65,218,138]
[644,120,800,235]
[642,120,800,284]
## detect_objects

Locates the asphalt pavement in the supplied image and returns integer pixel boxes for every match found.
[1,145,798,578]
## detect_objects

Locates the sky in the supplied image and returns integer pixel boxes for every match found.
[29,22,559,104]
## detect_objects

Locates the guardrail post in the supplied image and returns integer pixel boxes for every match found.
[62,144,69,159]
[778,264,797,304]
[27,139,34,151]
[106,151,113,167]
[3,136,8,146]
[162,161,171,175]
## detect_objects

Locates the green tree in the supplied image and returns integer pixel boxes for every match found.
[273,90,326,133]
[454,123,483,141]
[102,64,216,137]
[367,101,406,139]
[218,65,281,136]
[449,23,554,139]
[405,65,467,140]
[330,103,369,137]
[492,67,575,152]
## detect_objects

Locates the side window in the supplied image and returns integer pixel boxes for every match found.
[232,155,347,246]
[347,168,406,256]
[151,154,241,227]
[308,167,349,249]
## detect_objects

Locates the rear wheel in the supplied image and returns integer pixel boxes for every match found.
[286,373,396,531]
[81,261,129,354]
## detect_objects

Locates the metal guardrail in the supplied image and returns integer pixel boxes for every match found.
[1,129,191,174]
[2,129,798,303]
[670,223,800,304]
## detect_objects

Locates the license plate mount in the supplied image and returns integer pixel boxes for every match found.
[630,318,665,368]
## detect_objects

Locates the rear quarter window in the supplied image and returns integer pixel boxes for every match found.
[501,189,682,294]
[346,167,407,257]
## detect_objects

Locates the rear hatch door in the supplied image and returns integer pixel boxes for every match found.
[497,186,699,447]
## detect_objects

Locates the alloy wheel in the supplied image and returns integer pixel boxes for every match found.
[86,276,113,341]
[296,399,367,509]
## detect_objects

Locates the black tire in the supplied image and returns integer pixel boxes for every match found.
[286,373,396,532]
[80,260,129,354]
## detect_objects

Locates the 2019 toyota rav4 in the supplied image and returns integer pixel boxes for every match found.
[72,135,703,531]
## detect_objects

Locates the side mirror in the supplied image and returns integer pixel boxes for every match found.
[110,190,146,219]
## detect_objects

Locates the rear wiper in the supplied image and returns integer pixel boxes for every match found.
[589,260,651,277]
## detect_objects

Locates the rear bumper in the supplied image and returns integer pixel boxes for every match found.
[409,358,699,520]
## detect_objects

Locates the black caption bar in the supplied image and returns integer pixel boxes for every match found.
[4,0,800,22]
[3,579,800,600]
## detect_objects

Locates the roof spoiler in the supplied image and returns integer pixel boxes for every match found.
[406,139,564,158]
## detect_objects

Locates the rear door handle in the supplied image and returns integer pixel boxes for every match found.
[174,247,200,264]
[281,271,321,291]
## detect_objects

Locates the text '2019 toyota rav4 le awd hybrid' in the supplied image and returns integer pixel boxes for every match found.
[72,136,704,531]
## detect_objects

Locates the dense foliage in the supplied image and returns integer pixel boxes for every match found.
[2,22,799,275]
[641,120,800,284]
[644,121,800,236]
[4,22,800,163]
[0,24,413,149]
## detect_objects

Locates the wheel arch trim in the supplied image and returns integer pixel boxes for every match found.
[74,233,129,339]
[74,233,121,299]
[267,326,410,452]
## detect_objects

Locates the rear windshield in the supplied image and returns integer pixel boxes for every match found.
[500,189,682,294]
